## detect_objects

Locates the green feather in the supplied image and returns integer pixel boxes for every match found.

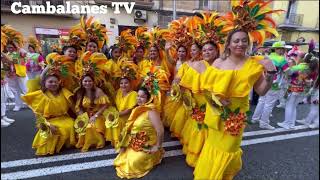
[250,5,260,17]
[255,14,265,21]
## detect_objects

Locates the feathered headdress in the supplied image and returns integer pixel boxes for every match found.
[77,51,108,86]
[223,0,284,45]
[146,27,172,50]
[195,11,228,47]
[49,43,62,54]
[116,29,138,57]
[27,36,42,53]
[70,16,109,50]
[135,26,151,50]
[1,25,24,50]
[168,16,194,48]
[1,28,8,52]
[45,53,74,78]
[120,61,139,81]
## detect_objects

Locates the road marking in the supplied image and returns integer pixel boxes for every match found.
[1,141,180,169]
[241,130,319,146]
[1,149,183,180]
[1,130,318,179]
[0,126,312,169]
[243,125,307,137]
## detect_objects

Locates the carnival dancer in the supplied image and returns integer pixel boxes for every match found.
[162,16,193,128]
[1,56,15,127]
[113,73,164,179]
[194,1,281,179]
[136,27,172,112]
[177,12,225,167]
[252,41,289,129]
[21,54,76,155]
[73,51,111,151]
[297,72,319,128]
[105,63,138,147]
[1,25,27,111]
[71,16,120,98]
[25,36,44,92]
[278,55,317,129]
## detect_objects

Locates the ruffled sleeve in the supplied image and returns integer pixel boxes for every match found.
[176,63,188,78]
[94,95,110,105]
[21,88,72,118]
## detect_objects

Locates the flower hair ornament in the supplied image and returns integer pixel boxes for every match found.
[223,0,284,45]
[70,16,109,51]
[1,25,24,51]
[27,36,42,53]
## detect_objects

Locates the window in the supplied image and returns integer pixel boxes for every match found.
[199,0,209,10]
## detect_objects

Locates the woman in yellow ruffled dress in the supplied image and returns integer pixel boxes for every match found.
[165,42,202,132]
[193,2,283,179]
[21,72,76,156]
[105,68,138,147]
[74,51,111,151]
[194,30,277,180]
[178,42,221,167]
[74,74,109,152]
[114,86,164,179]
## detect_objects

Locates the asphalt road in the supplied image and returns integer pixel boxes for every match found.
[1,104,319,180]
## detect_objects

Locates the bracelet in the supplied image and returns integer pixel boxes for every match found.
[266,70,277,74]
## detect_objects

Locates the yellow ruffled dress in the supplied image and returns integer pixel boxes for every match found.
[194,56,264,180]
[162,63,189,128]
[177,61,210,167]
[75,95,109,152]
[114,104,164,179]
[21,88,76,156]
[107,90,137,146]
[170,61,210,137]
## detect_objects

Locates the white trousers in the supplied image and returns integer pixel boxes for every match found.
[305,104,319,125]
[6,76,27,107]
[1,85,8,117]
[278,88,287,106]
[252,90,279,125]
[282,92,304,127]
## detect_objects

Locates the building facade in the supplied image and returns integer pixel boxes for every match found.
[272,0,319,52]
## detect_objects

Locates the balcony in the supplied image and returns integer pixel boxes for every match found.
[94,0,154,10]
[278,13,303,29]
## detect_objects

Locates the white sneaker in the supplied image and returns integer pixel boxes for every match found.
[3,116,15,123]
[259,124,275,130]
[251,119,260,124]
[277,122,291,130]
[13,106,21,112]
[276,104,285,108]
[1,119,10,127]
[309,123,319,129]
[296,119,310,125]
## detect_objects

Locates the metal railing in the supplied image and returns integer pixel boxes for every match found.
[285,13,304,26]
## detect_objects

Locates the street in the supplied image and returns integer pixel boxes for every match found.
[1,104,319,180]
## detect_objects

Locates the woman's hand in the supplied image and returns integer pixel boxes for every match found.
[89,116,97,123]
[49,125,58,135]
[146,145,160,154]
[165,41,173,52]
[259,58,276,71]
[220,99,231,107]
